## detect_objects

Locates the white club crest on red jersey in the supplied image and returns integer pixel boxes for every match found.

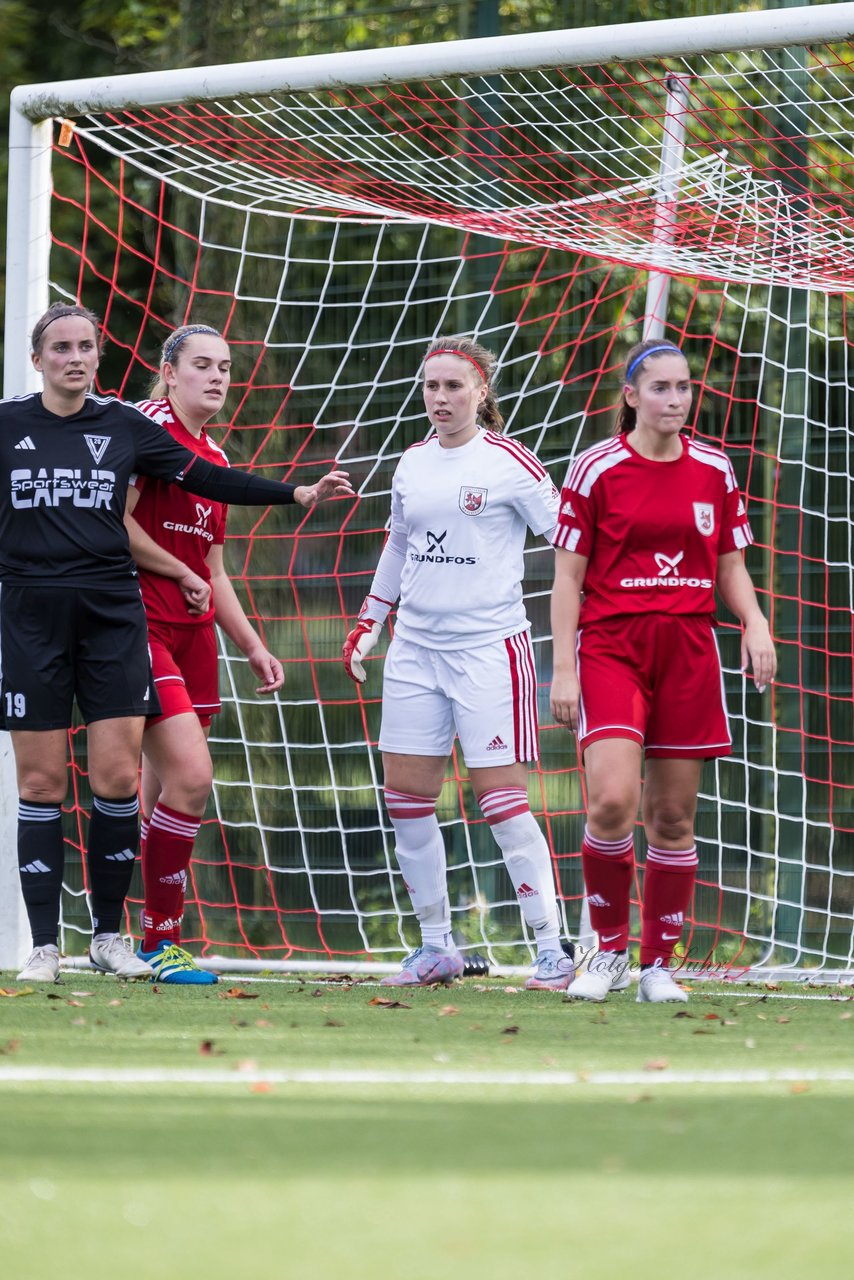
[693,502,715,536]
[459,485,488,515]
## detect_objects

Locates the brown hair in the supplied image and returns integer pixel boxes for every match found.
[614,338,686,435]
[423,335,504,432]
[149,324,223,398]
[31,302,103,355]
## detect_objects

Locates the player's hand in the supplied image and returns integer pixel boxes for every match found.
[343,619,382,684]
[295,470,354,507]
[550,671,580,731]
[741,618,777,693]
[177,568,212,616]
[247,646,285,694]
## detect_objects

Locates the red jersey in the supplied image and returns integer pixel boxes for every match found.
[132,399,228,627]
[553,432,753,626]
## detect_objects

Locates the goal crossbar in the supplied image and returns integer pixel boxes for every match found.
[10,5,854,121]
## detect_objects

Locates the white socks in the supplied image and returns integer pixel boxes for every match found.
[384,788,452,949]
[479,787,561,956]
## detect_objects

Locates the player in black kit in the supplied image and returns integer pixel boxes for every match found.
[2,303,352,982]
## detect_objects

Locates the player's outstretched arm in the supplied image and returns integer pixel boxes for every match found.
[293,470,354,507]
[177,457,352,507]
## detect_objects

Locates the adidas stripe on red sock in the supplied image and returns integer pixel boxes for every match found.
[581,826,634,952]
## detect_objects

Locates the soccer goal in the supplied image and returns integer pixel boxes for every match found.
[3,5,853,977]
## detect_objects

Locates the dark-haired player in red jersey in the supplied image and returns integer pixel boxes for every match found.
[342,335,575,991]
[126,323,349,983]
[550,338,776,1004]
[2,303,352,985]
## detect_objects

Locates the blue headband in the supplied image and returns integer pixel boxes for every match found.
[625,344,684,382]
[163,325,221,365]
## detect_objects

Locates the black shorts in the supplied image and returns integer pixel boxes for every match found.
[0,583,160,730]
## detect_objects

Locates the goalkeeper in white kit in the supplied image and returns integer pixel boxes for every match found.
[343,336,575,989]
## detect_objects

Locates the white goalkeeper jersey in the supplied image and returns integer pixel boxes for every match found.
[384,428,559,650]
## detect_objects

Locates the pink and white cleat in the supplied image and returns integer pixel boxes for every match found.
[525,948,576,991]
[381,946,464,987]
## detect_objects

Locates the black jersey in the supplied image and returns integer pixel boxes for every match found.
[0,392,197,587]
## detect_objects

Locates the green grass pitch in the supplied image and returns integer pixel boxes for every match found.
[2,970,854,1279]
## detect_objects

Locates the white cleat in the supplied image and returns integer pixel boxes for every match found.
[17,944,61,983]
[89,933,153,980]
[636,958,689,1003]
[565,949,631,1002]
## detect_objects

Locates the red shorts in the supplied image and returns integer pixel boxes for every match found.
[147,621,220,728]
[576,614,731,759]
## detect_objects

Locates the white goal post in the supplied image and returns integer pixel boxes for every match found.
[3,4,854,975]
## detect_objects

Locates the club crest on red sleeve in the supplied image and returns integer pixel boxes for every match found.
[693,502,715,536]
[460,486,488,515]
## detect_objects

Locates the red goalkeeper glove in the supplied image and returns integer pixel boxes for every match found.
[342,618,383,683]
[343,593,393,683]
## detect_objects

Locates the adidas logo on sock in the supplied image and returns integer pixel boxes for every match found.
[142,913,183,932]
[20,859,51,874]
[159,870,187,887]
[14,436,35,450]
[105,848,136,862]
[661,912,684,926]
[516,882,539,898]
[486,735,508,751]
[586,893,609,907]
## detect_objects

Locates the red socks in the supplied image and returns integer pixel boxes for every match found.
[581,827,634,952]
[141,803,201,951]
[640,845,698,965]
[582,830,698,962]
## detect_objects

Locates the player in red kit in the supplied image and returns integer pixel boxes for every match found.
[550,338,776,1003]
[127,324,352,983]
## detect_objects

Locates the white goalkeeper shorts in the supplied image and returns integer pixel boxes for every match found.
[378,630,540,767]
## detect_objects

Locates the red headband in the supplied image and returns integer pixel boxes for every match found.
[425,349,486,382]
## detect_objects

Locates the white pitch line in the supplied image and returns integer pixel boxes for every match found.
[1,1065,853,1088]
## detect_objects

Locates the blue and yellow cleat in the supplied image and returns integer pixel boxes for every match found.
[136,941,218,985]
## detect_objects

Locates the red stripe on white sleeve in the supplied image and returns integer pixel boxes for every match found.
[483,432,547,481]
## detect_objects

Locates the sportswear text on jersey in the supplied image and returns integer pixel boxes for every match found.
[0,392,195,587]
[11,467,115,509]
